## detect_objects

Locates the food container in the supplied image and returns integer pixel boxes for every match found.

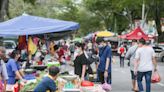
[81,84,106,92]
[24,69,36,74]
[30,65,47,71]
[62,88,81,92]
[60,75,77,81]
[81,81,94,87]
[47,62,60,67]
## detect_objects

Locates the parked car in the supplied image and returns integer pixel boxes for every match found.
[3,40,17,57]
[152,44,164,62]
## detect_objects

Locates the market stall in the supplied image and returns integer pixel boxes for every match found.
[0,14,108,92]
[6,70,107,92]
[0,14,81,92]
[118,27,150,40]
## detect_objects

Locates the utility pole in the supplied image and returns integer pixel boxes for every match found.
[142,0,145,20]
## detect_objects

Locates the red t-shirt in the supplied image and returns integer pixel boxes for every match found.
[120,47,125,54]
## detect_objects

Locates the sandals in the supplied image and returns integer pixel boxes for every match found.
[131,88,139,92]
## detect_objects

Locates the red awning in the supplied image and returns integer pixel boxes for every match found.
[118,27,150,40]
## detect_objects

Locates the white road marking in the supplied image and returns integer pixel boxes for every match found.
[157,83,164,87]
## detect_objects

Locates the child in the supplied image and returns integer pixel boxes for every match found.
[34,66,60,92]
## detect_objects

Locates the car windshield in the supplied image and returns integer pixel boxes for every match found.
[4,42,15,49]
[158,45,164,50]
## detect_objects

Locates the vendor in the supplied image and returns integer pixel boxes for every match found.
[6,50,25,84]
[44,45,59,63]
[0,47,8,91]
[73,43,88,80]
[34,66,60,92]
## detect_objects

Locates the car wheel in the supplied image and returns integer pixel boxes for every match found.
[162,56,164,62]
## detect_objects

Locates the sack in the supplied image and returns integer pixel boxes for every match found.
[151,71,161,83]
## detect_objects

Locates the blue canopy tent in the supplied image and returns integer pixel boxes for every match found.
[0,14,80,36]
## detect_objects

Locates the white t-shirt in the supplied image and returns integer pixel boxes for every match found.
[135,46,155,72]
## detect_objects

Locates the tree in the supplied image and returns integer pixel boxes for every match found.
[76,8,102,36]
[143,0,164,32]
[23,0,37,5]
[56,0,102,36]
[84,0,144,34]
[0,0,9,21]
[84,0,164,37]
[6,0,164,40]
[84,0,114,30]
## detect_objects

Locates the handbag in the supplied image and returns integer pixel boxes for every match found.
[151,71,161,83]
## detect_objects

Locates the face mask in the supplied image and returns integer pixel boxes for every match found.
[76,48,81,53]
[98,44,104,48]
[21,50,26,55]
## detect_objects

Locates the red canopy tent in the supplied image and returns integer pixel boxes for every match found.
[118,27,150,40]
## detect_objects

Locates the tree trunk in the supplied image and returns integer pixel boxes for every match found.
[155,1,161,34]
[0,0,9,22]
[154,0,163,42]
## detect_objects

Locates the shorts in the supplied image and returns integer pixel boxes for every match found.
[131,70,137,80]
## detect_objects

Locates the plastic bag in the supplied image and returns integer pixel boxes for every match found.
[102,78,112,91]
[151,71,161,83]
[0,81,4,91]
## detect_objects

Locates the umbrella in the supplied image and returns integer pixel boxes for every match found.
[96,31,114,37]
[84,33,94,40]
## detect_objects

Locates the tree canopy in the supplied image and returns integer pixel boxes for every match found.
[0,0,163,40]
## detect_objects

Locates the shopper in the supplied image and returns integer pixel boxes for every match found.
[118,44,126,67]
[0,47,8,92]
[73,43,88,80]
[125,40,138,91]
[134,38,157,92]
[6,50,25,84]
[96,37,112,84]
[34,66,60,92]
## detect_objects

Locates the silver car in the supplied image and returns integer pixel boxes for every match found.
[153,44,164,62]
[3,40,17,57]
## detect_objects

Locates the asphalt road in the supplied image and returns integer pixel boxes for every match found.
[111,56,164,92]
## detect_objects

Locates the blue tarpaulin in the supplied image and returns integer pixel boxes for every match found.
[0,14,80,36]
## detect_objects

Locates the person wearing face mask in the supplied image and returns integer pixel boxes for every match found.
[73,42,81,60]
[6,50,26,84]
[0,47,8,92]
[117,44,126,68]
[96,37,112,84]
[73,43,88,80]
